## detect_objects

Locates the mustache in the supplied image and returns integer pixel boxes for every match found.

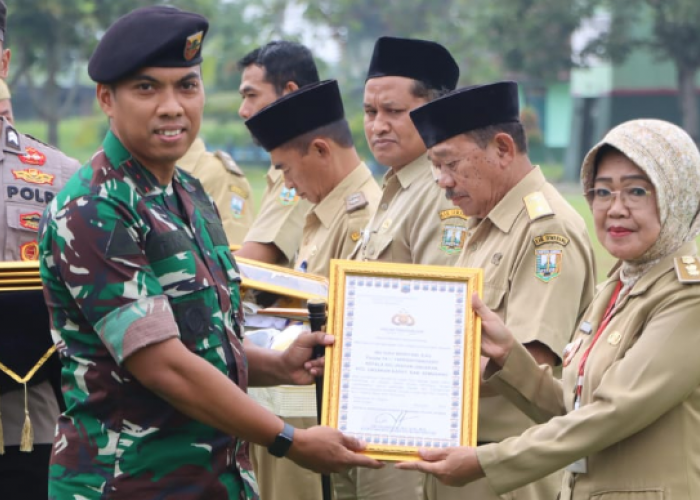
[445,188,468,200]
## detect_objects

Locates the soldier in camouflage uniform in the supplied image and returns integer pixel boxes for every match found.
[39,7,381,500]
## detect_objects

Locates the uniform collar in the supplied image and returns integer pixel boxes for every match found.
[178,137,206,166]
[610,240,698,301]
[383,154,431,190]
[482,166,547,233]
[311,162,372,228]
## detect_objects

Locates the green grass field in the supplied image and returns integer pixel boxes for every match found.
[17,116,617,282]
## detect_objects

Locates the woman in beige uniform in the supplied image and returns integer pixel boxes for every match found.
[397,118,700,499]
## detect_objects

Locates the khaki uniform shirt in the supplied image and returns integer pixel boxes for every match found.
[0,118,79,445]
[177,137,253,246]
[352,154,468,265]
[244,166,311,263]
[479,240,700,500]
[295,162,381,276]
[459,167,596,442]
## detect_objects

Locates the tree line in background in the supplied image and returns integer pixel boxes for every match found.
[7,0,700,150]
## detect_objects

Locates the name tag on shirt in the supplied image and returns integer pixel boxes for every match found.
[579,321,592,335]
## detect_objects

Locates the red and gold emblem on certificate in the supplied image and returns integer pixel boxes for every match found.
[18,147,47,166]
[12,167,55,185]
[20,240,39,261]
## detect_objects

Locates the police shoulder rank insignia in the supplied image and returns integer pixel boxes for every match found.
[5,125,20,150]
[19,212,42,231]
[12,168,55,185]
[439,209,468,255]
[535,248,562,282]
[346,192,368,213]
[20,240,39,261]
[279,186,299,206]
[184,31,204,61]
[215,150,244,176]
[674,256,700,283]
[524,192,554,221]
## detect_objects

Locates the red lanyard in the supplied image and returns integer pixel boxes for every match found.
[574,281,623,408]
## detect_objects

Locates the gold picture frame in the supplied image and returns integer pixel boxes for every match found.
[0,261,42,290]
[321,259,483,461]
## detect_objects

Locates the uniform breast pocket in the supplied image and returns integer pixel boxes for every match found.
[590,489,665,499]
[364,233,393,261]
[482,281,507,310]
[6,204,43,260]
[146,231,208,298]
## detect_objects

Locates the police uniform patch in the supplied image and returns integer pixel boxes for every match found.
[230,194,245,219]
[18,147,47,166]
[535,248,562,282]
[439,209,468,255]
[12,168,55,185]
[184,31,204,61]
[5,126,20,150]
[19,212,42,231]
[20,240,39,261]
[279,186,299,206]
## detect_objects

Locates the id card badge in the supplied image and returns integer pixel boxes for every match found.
[566,457,588,474]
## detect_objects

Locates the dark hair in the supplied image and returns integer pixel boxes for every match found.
[410,80,451,102]
[284,119,354,154]
[237,41,320,95]
[466,122,528,154]
[594,144,621,170]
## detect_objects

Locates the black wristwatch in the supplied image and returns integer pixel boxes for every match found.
[267,422,295,457]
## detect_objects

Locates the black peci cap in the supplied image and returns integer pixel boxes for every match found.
[88,6,208,84]
[410,81,520,148]
[245,80,345,152]
[0,1,6,42]
[366,36,459,91]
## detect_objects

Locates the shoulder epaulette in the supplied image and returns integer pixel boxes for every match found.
[523,191,555,221]
[346,192,368,213]
[24,133,58,151]
[214,150,244,176]
[674,256,700,284]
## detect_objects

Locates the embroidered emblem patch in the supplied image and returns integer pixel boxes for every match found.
[184,31,204,61]
[535,248,562,282]
[19,212,41,231]
[20,240,39,261]
[440,224,467,255]
[18,147,47,166]
[279,186,299,206]
[230,194,245,219]
[533,233,570,247]
[11,168,55,185]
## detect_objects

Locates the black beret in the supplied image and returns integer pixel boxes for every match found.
[245,80,345,152]
[0,1,6,41]
[88,6,208,84]
[366,36,459,91]
[410,81,520,148]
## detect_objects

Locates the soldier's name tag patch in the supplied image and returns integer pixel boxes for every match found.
[533,233,569,247]
[535,248,562,282]
[279,186,299,206]
[230,194,245,219]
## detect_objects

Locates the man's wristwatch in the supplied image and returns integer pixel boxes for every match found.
[267,422,295,457]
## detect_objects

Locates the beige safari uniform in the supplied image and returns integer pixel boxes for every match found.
[352,154,468,265]
[425,167,596,500]
[243,165,311,263]
[249,162,380,500]
[477,240,700,500]
[0,118,79,448]
[336,155,468,500]
[177,137,253,246]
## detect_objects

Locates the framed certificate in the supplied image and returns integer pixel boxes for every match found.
[321,260,483,461]
[234,256,328,302]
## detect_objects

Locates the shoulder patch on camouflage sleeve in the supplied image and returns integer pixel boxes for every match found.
[524,192,554,221]
[674,256,700,284]
[346,192,368,213]
[214,150,244,176]
[533,233,570,247]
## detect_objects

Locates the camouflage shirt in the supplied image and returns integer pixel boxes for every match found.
[39,131,259,500]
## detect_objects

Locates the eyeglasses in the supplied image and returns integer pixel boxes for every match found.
[585,186,654,210]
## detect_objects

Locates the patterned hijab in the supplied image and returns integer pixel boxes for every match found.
[580,119,700,293]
